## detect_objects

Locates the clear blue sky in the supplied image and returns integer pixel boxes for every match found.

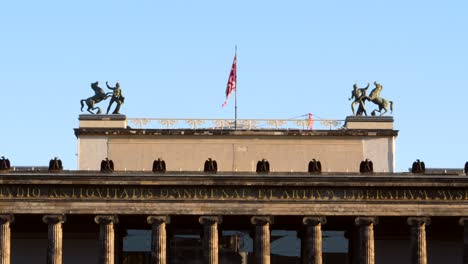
[1,0,467,171]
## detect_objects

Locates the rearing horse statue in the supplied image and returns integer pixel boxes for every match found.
[367,81,393,116]
[80,82,111,114]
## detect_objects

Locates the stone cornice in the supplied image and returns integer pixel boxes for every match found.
[74,127,398,138]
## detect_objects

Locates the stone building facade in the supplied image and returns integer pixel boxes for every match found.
[0,115,467,264]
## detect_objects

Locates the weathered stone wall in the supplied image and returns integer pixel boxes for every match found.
[76,129,397,173]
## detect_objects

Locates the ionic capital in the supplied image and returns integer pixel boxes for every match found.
[147,215,171,225]
[459,217,468,226]
[42,214,66,224]
[199,216,222,225]
[251,216,274,226]
[0,214,14,224]
[303,216,327,226]
[407,217,431,226]
[355,216,379,226]
[94,215,119,225]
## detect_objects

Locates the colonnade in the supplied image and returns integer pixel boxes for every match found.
[0,214,463,264]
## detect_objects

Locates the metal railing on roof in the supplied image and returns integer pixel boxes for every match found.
[127,118,344,130]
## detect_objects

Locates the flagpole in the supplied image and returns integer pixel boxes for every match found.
[234,45,238,130]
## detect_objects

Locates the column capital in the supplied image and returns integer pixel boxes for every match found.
[303,216,327,226]
[251,216,274,225]
[459,217,468,226]
[0,214,14,224]
[355,216,378,226]
[407,217,431,226]
[42,214,66,224]
[199,216,222,225]
[147,215,171,225]
[95,215,119,225]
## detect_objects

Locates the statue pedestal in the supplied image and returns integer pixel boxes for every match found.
[79,115,127,128]
[344,116,394,130]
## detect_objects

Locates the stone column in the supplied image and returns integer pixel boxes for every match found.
[251,216,273,264]
[199,216,222,264]
[42,215,66,264]
[95,215,119,264]
[0,215,14,264]
[302,216,326,264]
[147,216,171,264]
[407,217,430,264]
[354,217,378,264]
[460,218,468,264]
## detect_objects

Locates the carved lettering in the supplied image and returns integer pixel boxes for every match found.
[291,190,304,199]
[183,189,193,198]
[386,190,394,200]
[326,190,336,200]
[86,188,95,197]
[49,188,59,198]
[31,187,40,197]
[438,190,447,200]
[280,190,290,199]
[419,190,429,200]
[1,185,468,202]
[221,189,230,199]
[258,189,266,199]
[16,187,25,197]
[59,189,69,198]
[232,189,242,199]
[120,189,129,199]
[95,188,104,198]
[376,190,384,200]
[356,190,364,199]
[314,190,322,200]
[159,189,168,198]
[172,189,182,198]
[198,189,208,199]
[447,191,455,200]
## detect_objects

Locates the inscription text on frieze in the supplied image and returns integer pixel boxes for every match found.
[0,185,468,202]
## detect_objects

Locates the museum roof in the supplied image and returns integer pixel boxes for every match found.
[74,128,398,137]
[75,115,398,137]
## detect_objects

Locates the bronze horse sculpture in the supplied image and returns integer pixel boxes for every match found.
[80,82,111,114]
[367,82,393,116]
